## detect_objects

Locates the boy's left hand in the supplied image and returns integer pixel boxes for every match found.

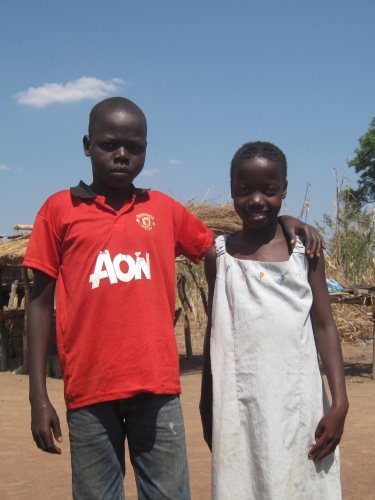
[308,404,348,462]
[279,215,326,258]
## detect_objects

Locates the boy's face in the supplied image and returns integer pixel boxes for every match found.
[83,110,147,189]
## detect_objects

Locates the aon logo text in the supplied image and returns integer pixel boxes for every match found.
[90,250,151,289]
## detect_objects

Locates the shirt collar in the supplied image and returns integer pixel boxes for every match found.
[70,180,150,199]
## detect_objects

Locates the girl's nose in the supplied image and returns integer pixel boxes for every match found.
[249,192,263,205]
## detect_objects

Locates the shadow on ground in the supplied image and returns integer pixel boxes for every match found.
[344,362,372,378]
[179,355,203,375]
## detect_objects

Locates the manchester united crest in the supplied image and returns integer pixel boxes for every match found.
[136,213,155,231]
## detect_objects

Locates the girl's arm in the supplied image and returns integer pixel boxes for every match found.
[308,253,349,462]
[199,243,217,451]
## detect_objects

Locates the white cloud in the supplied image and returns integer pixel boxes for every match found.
[141,169,159,177]
[0,164,10,171]
[15,77,123,107]
[168,159,182,165]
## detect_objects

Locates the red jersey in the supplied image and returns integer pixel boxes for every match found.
[23,182,214,409]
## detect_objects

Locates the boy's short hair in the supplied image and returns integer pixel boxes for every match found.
[88,97,147,137]
[230,141,287,186]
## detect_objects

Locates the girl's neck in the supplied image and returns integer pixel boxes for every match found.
[241,218,280,245]
[227,221,290,262]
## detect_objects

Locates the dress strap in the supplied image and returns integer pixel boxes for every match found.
[292,235,306,255]
[214,234,228,257]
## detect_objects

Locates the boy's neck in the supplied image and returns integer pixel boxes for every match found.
[89,180,133,211]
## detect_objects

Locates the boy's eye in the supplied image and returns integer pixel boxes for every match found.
[128,144,145,154]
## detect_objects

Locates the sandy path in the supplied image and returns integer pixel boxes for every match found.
[0,345,374,499]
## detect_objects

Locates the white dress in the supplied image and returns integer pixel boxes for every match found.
[211,235,341,500]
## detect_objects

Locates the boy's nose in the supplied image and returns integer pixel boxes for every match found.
[115,147,130,159]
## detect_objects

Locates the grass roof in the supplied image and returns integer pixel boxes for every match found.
[0,234,30,267]
[185,201,241,235]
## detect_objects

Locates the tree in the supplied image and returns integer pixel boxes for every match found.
[348,117,375,204]
[316,189,375,284]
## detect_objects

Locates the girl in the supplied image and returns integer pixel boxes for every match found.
[200,141,348,499]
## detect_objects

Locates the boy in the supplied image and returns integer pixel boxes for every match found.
[24,97,324,500]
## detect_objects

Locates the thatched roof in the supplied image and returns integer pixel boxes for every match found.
[0,234,30,267]
[186,201,241,235]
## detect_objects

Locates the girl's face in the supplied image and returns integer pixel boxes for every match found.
[231,157,287,230]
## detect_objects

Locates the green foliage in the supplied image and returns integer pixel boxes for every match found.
[348,117,375,204]
[316,190,375,284]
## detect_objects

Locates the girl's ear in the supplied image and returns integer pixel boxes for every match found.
[282,180,288,199]
[83,135,91,157]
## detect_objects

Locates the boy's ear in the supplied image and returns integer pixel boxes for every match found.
[83,135,91,157]
[283,180,288,199]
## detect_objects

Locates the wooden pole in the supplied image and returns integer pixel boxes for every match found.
[0,266,8,372]
[8,279,18,309]
[186,260,208,316]
[173,307,182,327]
[177,273,193,359]
[22,267,31,374]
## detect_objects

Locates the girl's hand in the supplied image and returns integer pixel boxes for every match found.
[308,403,348,462]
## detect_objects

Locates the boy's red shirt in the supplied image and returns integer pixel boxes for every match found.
[23,182,214,409]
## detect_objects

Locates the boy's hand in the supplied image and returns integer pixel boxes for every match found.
[31,399,62,454]
[279,215,326,258]
[308,404,348,463]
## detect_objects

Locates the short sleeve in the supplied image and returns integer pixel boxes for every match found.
[23,211,62,279]
[173,201,214,263]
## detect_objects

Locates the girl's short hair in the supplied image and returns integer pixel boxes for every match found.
[230,141,287,186]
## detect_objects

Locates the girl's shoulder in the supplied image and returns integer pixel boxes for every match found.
[214,234,228,257]
[293,235,306,255]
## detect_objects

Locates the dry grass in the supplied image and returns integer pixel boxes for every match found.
[331,303,373,342]
[0,235,30,267]
[185,200,242,235]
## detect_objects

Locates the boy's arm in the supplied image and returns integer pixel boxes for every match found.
[199,244,217,451]
[28,270,62,454]
[278,215,325,258]
[308,254,349,462]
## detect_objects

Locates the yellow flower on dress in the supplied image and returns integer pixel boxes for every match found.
[259,272,264,282]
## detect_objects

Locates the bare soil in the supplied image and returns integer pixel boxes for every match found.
[0,341,374,499]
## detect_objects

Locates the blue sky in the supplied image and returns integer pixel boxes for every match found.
[1,0,375,236]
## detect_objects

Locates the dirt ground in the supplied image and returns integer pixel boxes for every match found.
[0,340,374,500]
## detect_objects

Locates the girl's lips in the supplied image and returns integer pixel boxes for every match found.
[246,211,268,219]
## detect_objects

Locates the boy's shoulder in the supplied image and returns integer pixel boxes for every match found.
[139,189,185,212]
[39,189,73,212]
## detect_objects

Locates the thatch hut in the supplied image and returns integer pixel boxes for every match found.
[0,233,32,373]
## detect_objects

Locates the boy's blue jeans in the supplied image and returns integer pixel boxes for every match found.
[67,393,191,500]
